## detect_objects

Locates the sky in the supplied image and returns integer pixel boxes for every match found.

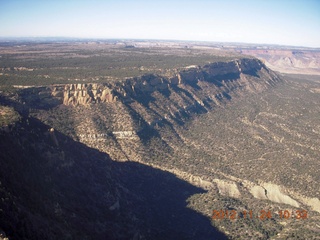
[0,0,319,47]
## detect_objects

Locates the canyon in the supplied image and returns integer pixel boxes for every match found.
[0,41,319,239]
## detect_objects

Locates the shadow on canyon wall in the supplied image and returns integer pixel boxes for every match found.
[0,110,227,240]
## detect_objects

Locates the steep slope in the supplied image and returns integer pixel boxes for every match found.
[0,57,283,239]
[31,58,281,161]
[4,57,319,239]
[0,114,227,239]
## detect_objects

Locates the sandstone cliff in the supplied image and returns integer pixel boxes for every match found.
[62,83,117,105]
[43,58,281,107]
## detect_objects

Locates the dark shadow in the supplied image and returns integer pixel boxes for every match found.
[202,97,215,109]
[0,114,228,240]
[184,80,202,90]
[203,72,240,84]
[158,87,171,98]
[137,123,166,143]
[168,85,209,115]
[239,59,262,78]
[18,87,62,110]
[117,82,208,130]
[128,89,157,108]
[170,85,195,100]
[222,92,232,100]
[241,68,260,78]
[0,90,30,117]
[122,161,227,240]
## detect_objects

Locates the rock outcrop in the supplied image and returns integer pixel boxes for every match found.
[17,58,281,109]
[239,49,320,75]
[118,58,276,102]
[62,83,117,106]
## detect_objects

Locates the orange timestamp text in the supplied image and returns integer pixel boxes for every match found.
[212,209,308,220]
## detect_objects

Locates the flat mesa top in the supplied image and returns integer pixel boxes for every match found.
[0,40,242,86]
[1,39,319,86]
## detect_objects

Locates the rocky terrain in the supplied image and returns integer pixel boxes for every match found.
[1,42,320,239]
[236,48,320,75]
[15,58,279,106]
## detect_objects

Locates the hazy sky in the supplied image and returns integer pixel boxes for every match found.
[0,0,319,47]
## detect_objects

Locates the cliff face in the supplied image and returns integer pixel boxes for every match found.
[62,84,116,105]
[15,58,282,147]
[19,57,282,163]
[239,49,320,75]
[0,57,287,239]
[29,58,281,108]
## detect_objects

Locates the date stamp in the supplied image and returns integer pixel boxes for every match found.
[212,209,308,220]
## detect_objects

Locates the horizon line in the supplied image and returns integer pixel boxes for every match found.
[0,36,319,49]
